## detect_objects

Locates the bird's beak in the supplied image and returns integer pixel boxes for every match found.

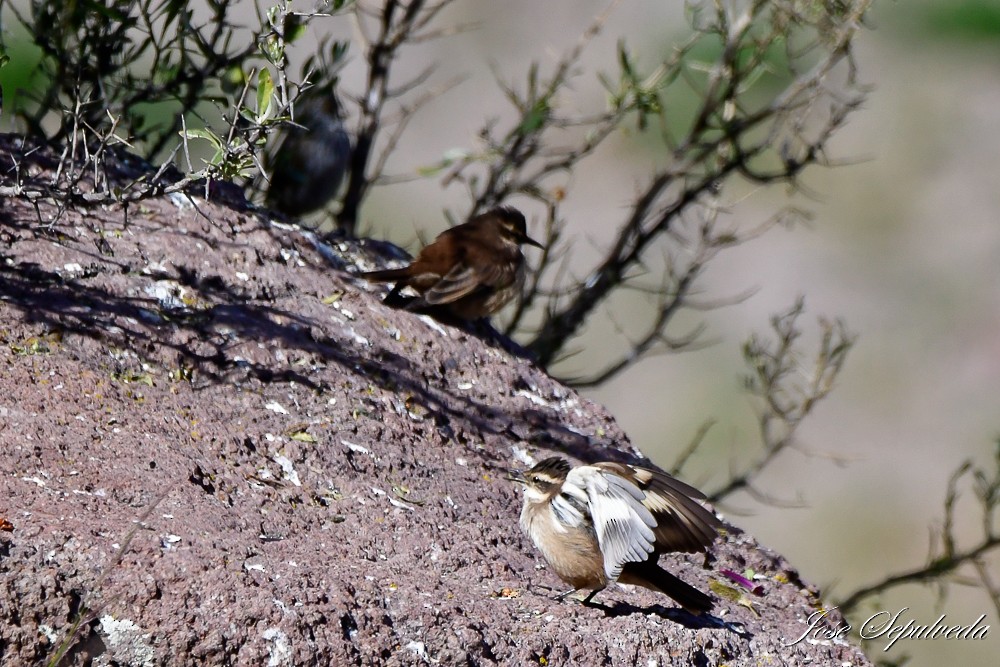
[506,468,528,484]
[521,234,544,249]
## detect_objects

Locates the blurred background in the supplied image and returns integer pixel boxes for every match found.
[3,1,998,665]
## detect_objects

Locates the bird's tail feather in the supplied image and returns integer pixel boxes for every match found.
[361,267,409,283]
[620,560,713,614]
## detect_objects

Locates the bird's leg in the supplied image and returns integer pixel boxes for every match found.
[553,587,580,602]
[552,587,606,605]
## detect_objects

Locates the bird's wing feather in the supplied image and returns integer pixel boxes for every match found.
[420,264,482,305]
[568,466,657,581]
[594,462,721,553]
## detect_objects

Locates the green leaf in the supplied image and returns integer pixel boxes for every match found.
[267,5,281,29]
[518,99,550,134]
[179,128,224,153]
[263,33,285,64]
[257,68,275,122]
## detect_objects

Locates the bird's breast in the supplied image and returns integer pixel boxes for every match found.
[521,501,606,590]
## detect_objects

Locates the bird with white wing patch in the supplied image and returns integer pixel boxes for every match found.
[508,456,721,614]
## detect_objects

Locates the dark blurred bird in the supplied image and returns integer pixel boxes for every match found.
[266,83,351,219]
[508,456,721,614]
[361,206,542,321]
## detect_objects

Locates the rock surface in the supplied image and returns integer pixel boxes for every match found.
[0,135,871,666]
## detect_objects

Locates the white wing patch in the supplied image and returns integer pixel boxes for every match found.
[567,466,657,581]
[550,493,586,531]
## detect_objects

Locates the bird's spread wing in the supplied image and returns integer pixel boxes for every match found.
[594,462,721,553]
[567,466,657,581]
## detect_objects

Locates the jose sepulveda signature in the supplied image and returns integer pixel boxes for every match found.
[784,607,990,652]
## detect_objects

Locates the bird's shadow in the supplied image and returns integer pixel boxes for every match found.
[588,600,736,632]
[529,585,751,636]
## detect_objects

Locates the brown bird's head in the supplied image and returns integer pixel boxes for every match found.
[490,206,543,248]
[508,457,571,502]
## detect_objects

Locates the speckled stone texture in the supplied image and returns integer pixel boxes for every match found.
[0,136,872,666]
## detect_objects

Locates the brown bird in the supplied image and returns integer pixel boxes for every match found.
[509,456,721,614]
[361,206,542,320]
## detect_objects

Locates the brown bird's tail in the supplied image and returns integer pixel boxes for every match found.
[360,267,410,283]
[620,560,713,614]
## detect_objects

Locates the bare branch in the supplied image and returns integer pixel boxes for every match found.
[339,0,462,233]
[708,299,855,503]
[511,0,873,369]
[668,419,716,477]
[836,442,1000,615]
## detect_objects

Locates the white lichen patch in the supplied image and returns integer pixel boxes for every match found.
[265,401,289,415]
[405,640,429,661]
[513,388,551,408]
[510,446,535,467]
[167,192,193,210]
[261,627,292,666]
[272,453,301,487]
[98,615,156,666]
[415,315,449,336]
[278,248,305,267]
